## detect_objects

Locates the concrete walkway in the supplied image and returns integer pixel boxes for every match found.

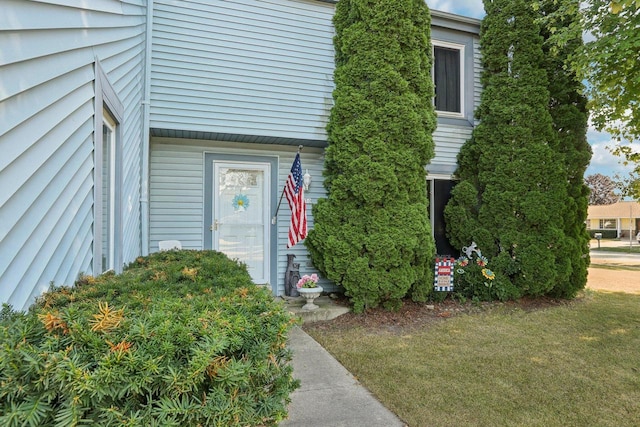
[280,326,406,427]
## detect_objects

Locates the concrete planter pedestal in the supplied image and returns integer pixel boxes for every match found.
[298,286,323,310]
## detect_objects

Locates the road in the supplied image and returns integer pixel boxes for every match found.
[588,239,640,294]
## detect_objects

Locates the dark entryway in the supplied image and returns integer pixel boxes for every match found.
[429,179,458,256]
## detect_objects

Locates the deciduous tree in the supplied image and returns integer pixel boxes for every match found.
[611,146,640,201]
[540,0,640,190]
[613,171,640,201]
[574,1,640,141]
[585,173,620,205]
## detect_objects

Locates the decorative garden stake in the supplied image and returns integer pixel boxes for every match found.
[453,243,505,301]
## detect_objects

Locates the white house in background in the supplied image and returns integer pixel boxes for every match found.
[587,201,640,239]
[1,0,481,310]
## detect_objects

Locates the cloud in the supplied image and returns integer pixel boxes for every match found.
[585,129,639,177]
[426,0,485,19]
[588,143,622,175]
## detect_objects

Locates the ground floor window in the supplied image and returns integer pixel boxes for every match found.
[101,111,117,272]
[599,219,617,229]
[94,60,123,275]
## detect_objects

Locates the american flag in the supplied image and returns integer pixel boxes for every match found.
[285,153,307,248]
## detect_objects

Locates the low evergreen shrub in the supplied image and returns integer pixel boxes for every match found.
[0,250,299,427]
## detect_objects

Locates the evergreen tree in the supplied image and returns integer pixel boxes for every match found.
[445,0,572,297]
[540,0,591,297]
[306,0,437,312]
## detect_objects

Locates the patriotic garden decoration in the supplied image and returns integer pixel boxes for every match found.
[434,257,455,292]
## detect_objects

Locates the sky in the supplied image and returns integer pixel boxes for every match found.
[426,0,638,179]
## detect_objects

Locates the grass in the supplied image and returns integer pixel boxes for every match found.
[591,245,640,254]
[589,263,640,271]
[306,292,640,427]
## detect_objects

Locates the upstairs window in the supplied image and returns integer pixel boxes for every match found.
[433,42,464,116]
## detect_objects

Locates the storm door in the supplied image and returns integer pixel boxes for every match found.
[212,162,270,284]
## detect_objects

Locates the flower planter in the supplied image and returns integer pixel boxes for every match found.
[298,286,323,310]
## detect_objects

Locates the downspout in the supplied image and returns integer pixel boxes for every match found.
[140,0,153,255]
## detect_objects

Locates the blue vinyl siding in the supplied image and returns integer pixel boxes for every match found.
[0,0,146,310]
[146,4,481,292]
[149,2,481,176]
[150,0,335,140]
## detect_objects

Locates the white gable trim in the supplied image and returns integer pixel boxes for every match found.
[93,59,124,275]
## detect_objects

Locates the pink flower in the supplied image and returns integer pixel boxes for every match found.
[297,274,319,289]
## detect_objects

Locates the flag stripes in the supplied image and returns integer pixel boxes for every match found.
[285,153,307,248]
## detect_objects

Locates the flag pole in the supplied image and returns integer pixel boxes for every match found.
[272,145,304,224]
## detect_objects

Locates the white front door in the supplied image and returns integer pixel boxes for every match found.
[212,162,270,284]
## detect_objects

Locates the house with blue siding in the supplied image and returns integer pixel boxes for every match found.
[1,0,480,309]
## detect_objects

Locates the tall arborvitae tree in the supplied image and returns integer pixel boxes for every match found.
[306,0,437,312]
[540,0,591,297]
[445,0,572,297]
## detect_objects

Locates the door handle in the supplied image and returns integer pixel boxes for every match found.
[210,219,220,231]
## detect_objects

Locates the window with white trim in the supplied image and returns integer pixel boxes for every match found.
[433,42,464,116]
[94,60,123,275]
[101,110,117,272]
[599,219,617,229]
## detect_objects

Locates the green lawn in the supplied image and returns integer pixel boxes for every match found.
[306,292,640,427]
[591,245,640,254]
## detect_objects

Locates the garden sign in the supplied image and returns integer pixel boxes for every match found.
[434,256,455,292]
